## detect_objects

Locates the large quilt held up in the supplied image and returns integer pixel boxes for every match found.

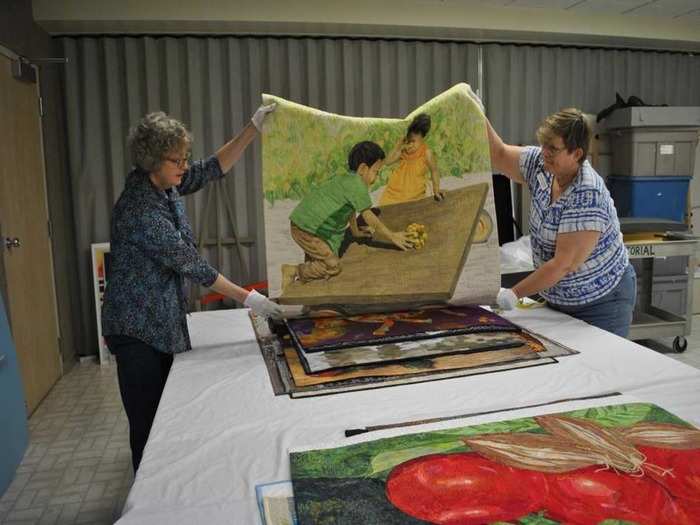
[290,402,700,524]
[261,83,499,307]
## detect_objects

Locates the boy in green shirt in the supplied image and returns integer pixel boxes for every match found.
[283,141,413,288]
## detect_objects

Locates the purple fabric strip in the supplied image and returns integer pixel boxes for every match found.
[286,305,519,353]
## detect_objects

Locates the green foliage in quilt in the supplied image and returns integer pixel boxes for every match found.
[261,83,489,204]
[290,402,690,480]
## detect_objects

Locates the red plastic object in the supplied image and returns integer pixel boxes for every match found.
[199,281,268,305]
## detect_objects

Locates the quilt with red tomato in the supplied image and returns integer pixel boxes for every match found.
[289,402,700,524]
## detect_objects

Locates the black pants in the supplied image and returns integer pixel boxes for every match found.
[105,335,173,472]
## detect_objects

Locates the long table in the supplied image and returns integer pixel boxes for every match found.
[115,307,700,524]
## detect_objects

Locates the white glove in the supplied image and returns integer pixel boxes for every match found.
[251,103,277,131]
[244,289,282,318]
[496,288,519,310]
[468,88,485,114]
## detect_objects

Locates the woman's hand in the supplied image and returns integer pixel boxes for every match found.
[216,102,276,172]
[468,88,485,114]
[244,290,283,318]
[251,103,277,131]
[496,288,519,310]
[209,274,282,318]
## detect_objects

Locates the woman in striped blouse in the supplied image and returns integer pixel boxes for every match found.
[481,104,636,337]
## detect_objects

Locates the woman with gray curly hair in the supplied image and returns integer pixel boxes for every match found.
[101,104,278,472]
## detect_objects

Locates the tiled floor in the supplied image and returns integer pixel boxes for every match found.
[636,315,700,370]
[2,317,700,525]
[0,363,132,525]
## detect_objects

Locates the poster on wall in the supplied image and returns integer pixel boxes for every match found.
[91,242,111,365]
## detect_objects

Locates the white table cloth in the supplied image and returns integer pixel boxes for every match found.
[116,307,700,524]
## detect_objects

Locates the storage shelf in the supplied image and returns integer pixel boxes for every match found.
[626,239,697,345]
[629,311,686,340]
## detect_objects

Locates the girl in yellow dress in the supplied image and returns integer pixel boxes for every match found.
[379,113,442,206]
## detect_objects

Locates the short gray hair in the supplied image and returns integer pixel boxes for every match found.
[127,112,192,171]
[536,108,591,165]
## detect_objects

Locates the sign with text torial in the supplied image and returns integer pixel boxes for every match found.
[626,244,656,257]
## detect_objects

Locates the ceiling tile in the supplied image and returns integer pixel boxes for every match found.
[418,0,518,6]
[509,0,581,8]
[626,0,700,17]
[566,0,652,14]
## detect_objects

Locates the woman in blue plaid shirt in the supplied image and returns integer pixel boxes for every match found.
[470,95,635,337]
[102,106,280,472]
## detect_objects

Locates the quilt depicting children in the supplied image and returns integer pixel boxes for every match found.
[282,141,413,289]
[379,113,443,205]
[261,83,500,306]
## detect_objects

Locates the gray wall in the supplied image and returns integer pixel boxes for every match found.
[58,34,700,356]
[483,44,700,229]
[1,0,81,368]
[59,36,480,356]
[485,43,700,144]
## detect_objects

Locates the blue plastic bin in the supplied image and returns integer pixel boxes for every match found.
[607,175,691,222]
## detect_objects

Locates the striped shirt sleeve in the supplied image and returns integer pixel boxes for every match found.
[519,146,543,195]
[558,188,607,233]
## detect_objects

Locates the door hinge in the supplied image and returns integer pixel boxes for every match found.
[11,59,37,83]
[47,220,52,238]
[38,96,44,117]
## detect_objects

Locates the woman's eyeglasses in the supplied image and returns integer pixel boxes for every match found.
[164,154,191,168]
[541,144,567,156]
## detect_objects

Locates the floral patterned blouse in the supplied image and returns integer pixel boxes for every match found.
[101,156,223,354]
